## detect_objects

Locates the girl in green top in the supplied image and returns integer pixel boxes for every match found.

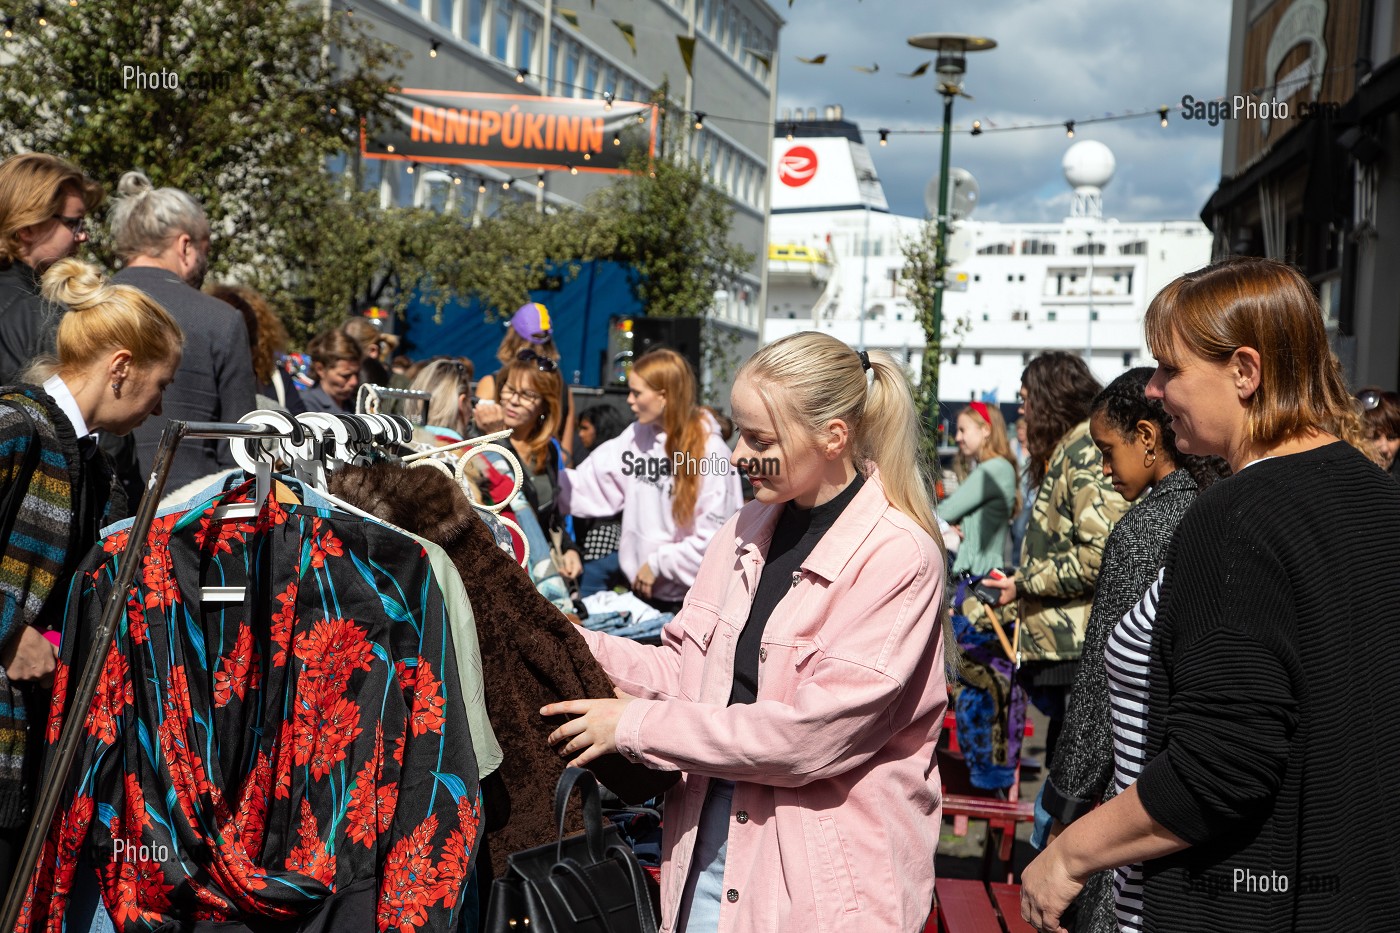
[941,400,1024,790]
[942,401,1019,574]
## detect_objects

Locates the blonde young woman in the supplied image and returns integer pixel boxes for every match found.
[543,333,949,933]
[0,258,182,882]
[560,348,742,611]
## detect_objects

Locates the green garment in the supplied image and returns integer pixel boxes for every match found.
[939,456,1017,575]
[1015,419,1129,663]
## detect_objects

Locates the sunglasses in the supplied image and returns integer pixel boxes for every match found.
[1359,390,1384,412]
[51,214,87,236]
[516,348,557,372]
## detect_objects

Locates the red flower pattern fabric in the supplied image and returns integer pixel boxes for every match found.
[22,482,480,932]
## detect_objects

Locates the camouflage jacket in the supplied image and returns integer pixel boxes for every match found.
[1016,420,1129,663]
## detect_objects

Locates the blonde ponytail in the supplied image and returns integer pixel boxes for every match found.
[737,333,953,667]
[42,258,184,371]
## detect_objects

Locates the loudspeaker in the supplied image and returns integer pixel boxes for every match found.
[631,317,703,378]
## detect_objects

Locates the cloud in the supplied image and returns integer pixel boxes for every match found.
[771,0,1231,222]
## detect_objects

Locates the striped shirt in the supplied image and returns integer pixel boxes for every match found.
[1105,569,1162,933]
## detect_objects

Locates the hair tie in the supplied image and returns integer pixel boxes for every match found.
[969,400,991,424]
[857,349,871,372]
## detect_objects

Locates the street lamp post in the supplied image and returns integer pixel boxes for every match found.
[907,33,995,443]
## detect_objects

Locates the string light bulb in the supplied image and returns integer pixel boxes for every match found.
[452,174,462,185]
[583,152,592,160]
[612,133,621,146]
[429,40,439,58]
[878,128,889,146]
[386,144,395,153]
[536,174,545,189]
[693,112,705,131]
[971,120,982,136]
[405,162,416,175]
[1064,120,1075,138]
[785,123,794,142]
[515,68,528,83]
[569,165,578,175]
[502,178,511,189]
[2,16,13,37]
[636,111,646,124]
[1158,106,1169,127]
[477,179,487,194]
[603,92,614,111]
[35,4,47,26]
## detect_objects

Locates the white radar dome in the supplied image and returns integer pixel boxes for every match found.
[1062,140,1115,189]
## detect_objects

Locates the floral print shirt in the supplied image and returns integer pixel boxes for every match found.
[22,481,482,933]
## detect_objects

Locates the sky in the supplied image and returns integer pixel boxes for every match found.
[765,0,1233,223]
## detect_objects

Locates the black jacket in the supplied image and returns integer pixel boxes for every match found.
[0,261,58,382]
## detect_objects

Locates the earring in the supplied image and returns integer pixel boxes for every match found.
[1144,449,1156,468]
[111,381,121,398]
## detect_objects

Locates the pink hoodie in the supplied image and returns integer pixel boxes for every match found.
[560,417,743,603]
[577,469,948,933]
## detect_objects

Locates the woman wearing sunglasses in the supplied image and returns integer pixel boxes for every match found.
[474,301,577,459]
[560,348,743,612]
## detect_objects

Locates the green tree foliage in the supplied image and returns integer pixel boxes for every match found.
[0,0,400,338]
[901,217,972,457]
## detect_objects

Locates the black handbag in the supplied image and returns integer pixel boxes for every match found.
[486,767,659,933]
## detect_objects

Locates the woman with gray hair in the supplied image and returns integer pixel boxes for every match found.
[111,171,256,489]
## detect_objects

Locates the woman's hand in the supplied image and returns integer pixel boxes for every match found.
[1020,841,1087,933]
[559,549,583,579]
[1,625,57,683]
[473,398,505,434]
[632,562,657,600]
[982,574,1019,606]
[542,697,638,768]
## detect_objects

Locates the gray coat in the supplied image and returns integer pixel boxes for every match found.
[1042,467,1199,933]
[114,266,256,491]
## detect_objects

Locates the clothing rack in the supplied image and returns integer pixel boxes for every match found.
[0,419,307,932]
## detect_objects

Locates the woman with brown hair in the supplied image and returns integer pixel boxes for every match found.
[561,348,742,611]
[1356,386,1400,478]
[1021,257,1400,933]
[473,302,577,458]
[299,328,362,414]
[208,283,306,415]
[0,153,103,383]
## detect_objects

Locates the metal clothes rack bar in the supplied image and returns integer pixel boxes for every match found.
[0,419,306,931]
[355,383,433,422]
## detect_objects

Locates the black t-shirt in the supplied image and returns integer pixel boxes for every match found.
[728,473,865,705]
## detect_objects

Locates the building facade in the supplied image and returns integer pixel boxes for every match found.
[335,0,780,361]
[1205,0,1400,388]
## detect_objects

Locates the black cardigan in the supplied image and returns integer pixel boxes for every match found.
[1136,442,1400,932]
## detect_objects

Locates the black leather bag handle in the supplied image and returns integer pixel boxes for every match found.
[553,766,606,864]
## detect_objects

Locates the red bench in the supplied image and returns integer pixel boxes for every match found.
[926,878,1034,933]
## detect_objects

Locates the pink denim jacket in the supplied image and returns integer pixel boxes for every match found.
[578,469,947,933]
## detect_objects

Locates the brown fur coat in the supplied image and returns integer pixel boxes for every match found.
[327,462,676,874]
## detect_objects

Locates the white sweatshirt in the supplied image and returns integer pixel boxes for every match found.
[560,416,743,603]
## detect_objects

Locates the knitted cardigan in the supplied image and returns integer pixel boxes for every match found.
[0,385,121,826]
[1040,467,1199,933]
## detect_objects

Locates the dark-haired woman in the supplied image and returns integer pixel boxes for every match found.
[1038,368,1227,933]
[1021,258,1400,933]
[1357,386,1400,481]
[983,352,1128,760]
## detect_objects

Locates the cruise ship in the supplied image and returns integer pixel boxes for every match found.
[763,108,1214,407]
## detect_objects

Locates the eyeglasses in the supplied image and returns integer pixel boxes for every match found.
[51,215,87,237]
[516,348,558,372]
[500,384,544,405]
[1359,389,1384,412]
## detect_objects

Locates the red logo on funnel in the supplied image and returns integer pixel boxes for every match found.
[779,146,818,187]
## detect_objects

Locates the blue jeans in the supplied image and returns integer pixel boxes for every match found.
[676,780,734,933]
[579,551,624,598]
